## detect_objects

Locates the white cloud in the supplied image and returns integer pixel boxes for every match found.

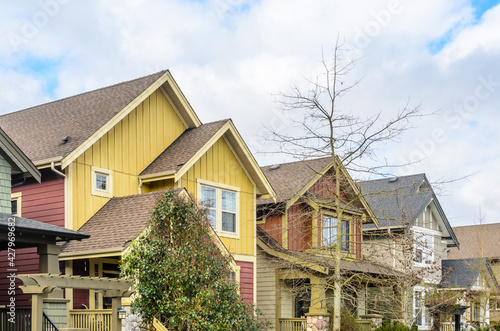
[0,0,499,226]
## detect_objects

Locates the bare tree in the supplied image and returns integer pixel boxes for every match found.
[262,40,423,330]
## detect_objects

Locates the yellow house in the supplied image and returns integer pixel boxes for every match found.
[0,71,275,315]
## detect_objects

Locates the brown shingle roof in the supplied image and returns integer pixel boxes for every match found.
[0,71,167,163]
[259,157,332,205]
[61,190,169,254]
[140,119,229,176]
[448,223,500,259]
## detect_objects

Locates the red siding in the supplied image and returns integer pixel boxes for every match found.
[258,214,282,245]
[355,219,362,259]
[72,259,90,309]
[236,260,253,303]
[12,170,65,227]
[287,203,312,251]
[0,170,65,307]
[308,170,349,202]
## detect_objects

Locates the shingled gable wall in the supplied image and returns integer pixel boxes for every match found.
[259,168,363,258]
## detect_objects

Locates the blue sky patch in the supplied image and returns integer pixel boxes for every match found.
[471,0,500,20]
[14,56,60,98]
[427,0,500,54]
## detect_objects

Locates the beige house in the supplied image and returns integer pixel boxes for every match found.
[360,174,459,330]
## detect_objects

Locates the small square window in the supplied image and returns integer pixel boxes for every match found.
[91,167,113,198]
[95,173,108,191]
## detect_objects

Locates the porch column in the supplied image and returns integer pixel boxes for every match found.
[32,293,44,331]
[111,296,122,331]
[38,244,63,298]
[306,277,330,331]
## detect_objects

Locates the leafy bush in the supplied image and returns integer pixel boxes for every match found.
[340,308,361,331]
[373,321,417,331]
[121,189,268,330]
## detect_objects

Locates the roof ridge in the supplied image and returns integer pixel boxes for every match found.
[0,70,167,118]
[262,156,331,169]
[453,222,500,229]
[359,173,427,183]
[108,189,168,201]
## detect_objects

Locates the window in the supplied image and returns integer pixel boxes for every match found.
[198,180,239,237]
[89,258,120,309]
[415,233,433,265]
[91,167,113,198]
[414,289,430,328]
[11,192,22,216]
[322,214,349,251]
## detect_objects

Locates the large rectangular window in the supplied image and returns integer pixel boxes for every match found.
[414,288,431,328]
[199,181,239,237]
[322,215,349,251]
[415,233,433,265]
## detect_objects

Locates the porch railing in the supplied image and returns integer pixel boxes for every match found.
[69,309,112,331]
[279,318,307,331]
[0,307,31,331]
[42,312,60,331]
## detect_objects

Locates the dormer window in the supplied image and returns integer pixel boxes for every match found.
[322,214,349,251]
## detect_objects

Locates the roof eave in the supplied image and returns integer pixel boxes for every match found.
[0,127,41,183]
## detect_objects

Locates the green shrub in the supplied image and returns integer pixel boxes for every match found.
[340,308,361,331]
[373,321,417,331]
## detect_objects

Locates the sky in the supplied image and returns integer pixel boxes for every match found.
[1,0,500,227]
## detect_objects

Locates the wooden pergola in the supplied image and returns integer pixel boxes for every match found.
[17,273,134,331]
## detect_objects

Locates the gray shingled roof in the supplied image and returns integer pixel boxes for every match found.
[0,71,167,163]
[359,174,459,246]
[259,157,332,205]
[359,174,430,229]
[61,190,170,254]
[440,258,499,292]
[140,119,229,176]
[0,213,89,249]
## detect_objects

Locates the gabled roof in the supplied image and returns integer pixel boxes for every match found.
[448,223,500,259]
[60,189,234,260]
[257,226,397,276]
[359,174,459,247]
[259,157,377,225]
[140,119,229,177]
[60,190,168,257]
[440,258,499,293]
[259,157,331,205]
[0,213,88,250]
[140,119,276,198]
[0,127,40,182]
[0,70,201,167]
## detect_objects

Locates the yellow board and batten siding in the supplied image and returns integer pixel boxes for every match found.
[142,138,256,256]
[70,89,187,230]
[182,138,255,256]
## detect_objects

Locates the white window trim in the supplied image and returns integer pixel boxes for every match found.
[414,287,431,329]
[197,179,240,239]
[11,192,22,217]
[414,231,434,267]
[321,211,350,252]
[230,264,241,294]
[91,166,113,198]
